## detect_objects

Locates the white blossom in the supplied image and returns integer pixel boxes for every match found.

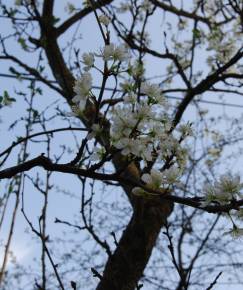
[102,43,130,62]
[82,53,94,70]
[72,73,92,111]
[78,99,87,112]
[223,227,243,239]
[128,60,145,78]
[140,145,153,162]
[134,103,153,121]
[217,174,242,196]
[113,45,130,62]
[141,82,163,103]
[115,137,140,156]
[111,107,138,139]
[98,15,110,26]
[132,169,169,196]
[102,44,115,61]
[91,147,106,161]
[87,124,102,140]
[163,166,181,185]
[141,0,153,12]
[203,173,243,205]
[117,2,131,13]
[141,169,163,189]
[124,92,137,104]
[179,124,193,137]
[120,80,134,93]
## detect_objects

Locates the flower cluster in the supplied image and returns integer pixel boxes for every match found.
[110,82,188,169]
[98,15,110,26]
[117,0,153,16]
[223,226,243,239]
[71,24,192,199]
[82,53,95,71]
[91,147,106,161]
[202,173,243,206]
[72,39,131,114]
[72,72,92,111]
[101,43,130,62]
[132,167,181,196]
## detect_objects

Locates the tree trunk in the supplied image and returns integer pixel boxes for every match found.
[96,199,173,290]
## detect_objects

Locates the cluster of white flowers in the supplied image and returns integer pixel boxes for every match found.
[91,147,106,161]
[72,72,92,111]
[82,53,95,71]
[111,102,156,161]
[72,41,131,113]
[111,85,188,168]
[202,173,243,206]
[132,167,181,196]
[117,2,132,13]
[178,124,193,137]
[128,60,145,79]
[223,227,243,239]
[101,43,130,62]
[207,27,236,66]
[87,123,102,140]
[108,68,187,194]
[98,15,111,26]
[141,0,153,11]
[71,33,193,198]
[140,83,165,104]
[202,2,242,72]
[117,0,153,15]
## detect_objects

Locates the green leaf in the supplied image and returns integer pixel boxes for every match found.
[33,109,39,118]
[192,28,201,39]
[16,136,24,142]
[36,87,43,95]
[51,16,60,25]
[1,91,16,106]
[18,37,28,50]
[8,184,13,194]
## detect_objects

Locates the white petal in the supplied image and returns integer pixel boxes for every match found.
[72,95,81,103]
[79,99,86,111]
[141,173,152,184]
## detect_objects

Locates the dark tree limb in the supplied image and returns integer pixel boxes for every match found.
[96,202,173,290]
[151,0,211,27]
[1,155,243,215]
[56,0,114,37]
[172,48,243,128]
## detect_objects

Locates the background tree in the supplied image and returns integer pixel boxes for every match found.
[0,0,243,290]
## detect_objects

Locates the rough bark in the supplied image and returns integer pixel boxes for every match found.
[96,199,173,290]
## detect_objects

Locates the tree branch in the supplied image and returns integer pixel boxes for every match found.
[151,0,211,27]
[173,48,243,128]
[56,0,113,37]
